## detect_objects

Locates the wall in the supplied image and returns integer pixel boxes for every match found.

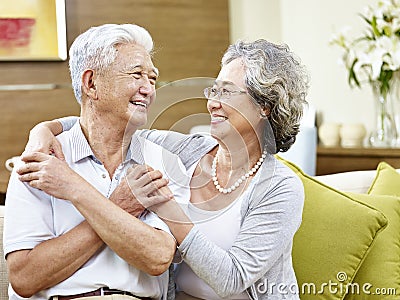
[229,0,378,132]
[229,0,281,43]
[0,0,229,193]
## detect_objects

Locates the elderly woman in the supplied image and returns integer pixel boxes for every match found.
[18,39,309,299]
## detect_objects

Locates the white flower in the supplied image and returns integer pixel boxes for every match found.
[330,0,400,95]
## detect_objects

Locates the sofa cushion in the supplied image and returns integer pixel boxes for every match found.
[279,158,388,300]
[343,193,400,300]
[0,205,8,300]
[368,162,400,197]
[315,170,377,193]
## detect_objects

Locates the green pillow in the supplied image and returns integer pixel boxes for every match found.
[343,193,400,300]
[278,157,388,300]
[368,162,400,197]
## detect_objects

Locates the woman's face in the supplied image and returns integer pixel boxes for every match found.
[207,58,264,145]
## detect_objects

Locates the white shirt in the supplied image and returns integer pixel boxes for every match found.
[3,121,189,300]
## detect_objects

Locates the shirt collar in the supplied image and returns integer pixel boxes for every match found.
[69,120,145,165]
[70,121,97,163]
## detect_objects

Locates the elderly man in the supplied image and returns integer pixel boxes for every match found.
[3,24,178,300]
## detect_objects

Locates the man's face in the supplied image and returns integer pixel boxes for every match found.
[92,43,158,128]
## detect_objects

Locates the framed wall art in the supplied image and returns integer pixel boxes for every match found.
[0,0,67,61]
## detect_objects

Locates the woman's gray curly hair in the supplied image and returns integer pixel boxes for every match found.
[221,39,310,153]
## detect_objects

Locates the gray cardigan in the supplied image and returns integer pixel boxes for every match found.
[60,118,304,300]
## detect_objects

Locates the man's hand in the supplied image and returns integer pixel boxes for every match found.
[104,164,175,217]
[16,152,87,200]
[109,177,146,217]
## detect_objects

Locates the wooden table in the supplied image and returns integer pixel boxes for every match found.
[316,146,400,175]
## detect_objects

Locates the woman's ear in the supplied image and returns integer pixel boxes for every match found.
[260,106,270,118]
[82,69,98,100]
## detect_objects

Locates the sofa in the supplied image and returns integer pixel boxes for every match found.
[1,205,7,300]
[1,161,399,300]
[284,159,400,300]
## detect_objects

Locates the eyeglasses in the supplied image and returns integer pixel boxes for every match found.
[203,86,247,101]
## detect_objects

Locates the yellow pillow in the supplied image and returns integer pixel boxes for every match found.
[343,193,400,300]
[343,161,400,299]
[368,162,400,196]
[278,157,388,300]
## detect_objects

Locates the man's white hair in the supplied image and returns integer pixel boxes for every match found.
[68,24,154,104]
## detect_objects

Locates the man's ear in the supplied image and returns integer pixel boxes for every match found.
[82,69,98,100]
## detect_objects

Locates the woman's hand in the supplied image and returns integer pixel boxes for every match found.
[24,122,65,160]
[124,164,174,209]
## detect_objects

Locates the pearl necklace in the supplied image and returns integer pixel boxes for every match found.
[211,148,268,194]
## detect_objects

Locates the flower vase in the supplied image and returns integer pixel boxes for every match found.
[391,73,400,147]
[369,82,397,148]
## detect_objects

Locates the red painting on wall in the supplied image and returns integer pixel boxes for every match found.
[0,18,36,48]
[0,0,66,61]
